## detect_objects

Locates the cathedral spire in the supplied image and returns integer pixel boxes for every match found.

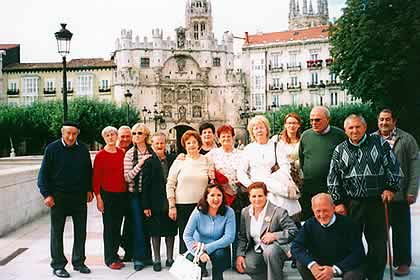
[323,0,329,17]
[296,0,300,15]
[309,0,314,15]
[303,0,308,15]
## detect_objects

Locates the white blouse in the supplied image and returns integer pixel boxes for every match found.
[207,147,242,192]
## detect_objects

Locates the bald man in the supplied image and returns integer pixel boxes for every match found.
[291,193,364,280]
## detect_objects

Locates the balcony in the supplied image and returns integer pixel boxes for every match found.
[61,88,74,95]
[44,88,56,95]
[286,63,302,71]
[306,59,323,70]
[325,80,341,88]
[325,58,333,67]
[7,89,19,96]
[268,64,283,72]
[287,82,302,91]
[99,87,111,93]
[269,83,284,92]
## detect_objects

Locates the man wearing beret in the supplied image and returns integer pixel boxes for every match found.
[38,121,93,278]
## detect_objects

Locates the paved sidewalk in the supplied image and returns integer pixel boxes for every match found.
[1,202,420,279]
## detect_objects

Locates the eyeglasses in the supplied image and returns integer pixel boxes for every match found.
[310,118,322,123]
[132,131,144,135]
[285,122,300,125]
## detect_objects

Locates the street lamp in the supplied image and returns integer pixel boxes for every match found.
[55,23,73,122]
[124,89,133,124]
[142,106,149,124]
[142,103,165,132]
[270,101,279,135]
[239,99,256,144]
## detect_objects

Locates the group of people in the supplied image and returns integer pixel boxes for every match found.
[37,106,419,280]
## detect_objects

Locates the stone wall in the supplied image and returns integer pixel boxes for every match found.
[0,165,46,237]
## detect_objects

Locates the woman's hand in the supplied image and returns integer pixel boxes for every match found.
[137,154,152,167]
[96,196,104,213]
[168,207,177,221]
[236,256,246,273]
[144,209,152,217]
[261,232,277,244]
[287,180,300,200]
[199,252,210,263]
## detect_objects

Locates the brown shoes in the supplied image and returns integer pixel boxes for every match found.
[394,265,410,277]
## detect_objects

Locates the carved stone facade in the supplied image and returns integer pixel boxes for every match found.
[113,0,246,147]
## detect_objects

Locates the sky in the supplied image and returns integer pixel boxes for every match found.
[1,0,346,62]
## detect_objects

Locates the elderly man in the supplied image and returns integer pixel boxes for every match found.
[299,106,346,220]
[117,125,134,262]
[328,114,402,280]
[292,193,364,280]
[375,109,419,276]
[37,121,93,278]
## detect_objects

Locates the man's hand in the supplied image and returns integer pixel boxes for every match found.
[309,263,323,279]
[315,265,334,280]
[144,209,152,217]
[382,190,394,203]
[44,196,55,208]
[168,207,177,221]
[334,204,347,215]
[407,195,416,205]
[87,192,94,202]
[236,256,246,273]
[261,232,277,244]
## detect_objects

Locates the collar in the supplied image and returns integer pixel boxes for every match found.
[320,214,336,228]
[376,127,397,139]
[349,134,367,147]
[249,201,269,218]
[61,138,79,148]
[317,125,331,135]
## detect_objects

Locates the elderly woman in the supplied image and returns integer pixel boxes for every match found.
[124,123,152,271]
[183,184,236,280]
[236,182,298,280]
[93,126,126,270]
[237,115,301,217]
[142,132,177,272]
[166,130,214,255]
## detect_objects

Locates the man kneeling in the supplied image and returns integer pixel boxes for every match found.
[291,193,364,280]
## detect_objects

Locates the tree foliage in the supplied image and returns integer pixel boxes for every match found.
[0,98,139,156]
[329,0,420,140]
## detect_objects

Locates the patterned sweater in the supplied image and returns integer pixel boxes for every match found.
[327,134,402,205]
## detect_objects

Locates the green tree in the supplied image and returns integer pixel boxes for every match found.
[329,0,420,140]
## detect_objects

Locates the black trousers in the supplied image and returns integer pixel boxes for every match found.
[389,200,412,267]
[348,198,387,280]
[50,192,87,270]
[120,199,133,258]
[101,190,126,266]
[176,203,196,254]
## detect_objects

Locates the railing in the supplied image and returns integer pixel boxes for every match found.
[43,88,56,95]
[269,84,284,92]
[287,82,302,91]
[286,63,302,71]
[325,80,341,88]
[7,89,19,95]
[268,64,283,72]
[99,87,111,93]
[306,59,323,69]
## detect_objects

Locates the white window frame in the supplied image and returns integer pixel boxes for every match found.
[22,77,39,96]
[290,76,298,86]
[311,72,319,84]
[252,93,265,111]
[45,79,55,91]
[77,74,93,96]
[8,80,18,91]
[100,79,109,89]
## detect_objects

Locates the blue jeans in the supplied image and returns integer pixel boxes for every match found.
[129,193,146,262]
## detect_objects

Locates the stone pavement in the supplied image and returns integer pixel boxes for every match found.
[1,202,420,280]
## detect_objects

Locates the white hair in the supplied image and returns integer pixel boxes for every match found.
[101,126,118,138]
[311,106,330,118]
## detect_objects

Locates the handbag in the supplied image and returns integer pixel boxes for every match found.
[271,142,280,173]
[169,242,204,280]
[214,170,236,206]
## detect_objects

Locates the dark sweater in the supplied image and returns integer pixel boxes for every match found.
[37,139,92,198]
[299,126,346,193]
[291,214,365,273]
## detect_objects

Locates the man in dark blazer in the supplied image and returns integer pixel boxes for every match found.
[236,182,298,280]
[291,193,364,280]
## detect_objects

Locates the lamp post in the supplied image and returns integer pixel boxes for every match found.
[142,103,165,132]
[270,101,279,135]
[239,99,256,144]
[142,106,149,124]
[124,89,133,124]
[55,23,73,122]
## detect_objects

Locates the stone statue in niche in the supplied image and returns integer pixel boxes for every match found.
[192,90,201,103]
[177,87,189,102]
[176,56,186,72]
[192,106,202,118]
[176,27,186,49]
[179,105,187,121]
[163,88,174,103]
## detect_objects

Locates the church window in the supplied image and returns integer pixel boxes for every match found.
[140,57,150,68]
[213,57,221,67]
[194,23,199,40]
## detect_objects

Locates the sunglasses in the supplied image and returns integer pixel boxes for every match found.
[132,131,144,135]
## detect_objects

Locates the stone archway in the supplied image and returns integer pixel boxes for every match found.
[171,124,195,154]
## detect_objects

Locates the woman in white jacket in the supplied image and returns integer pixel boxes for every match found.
[237,115,301,217]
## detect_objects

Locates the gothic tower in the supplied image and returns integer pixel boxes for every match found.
[185,0,213,42]
[288,0,329,30]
